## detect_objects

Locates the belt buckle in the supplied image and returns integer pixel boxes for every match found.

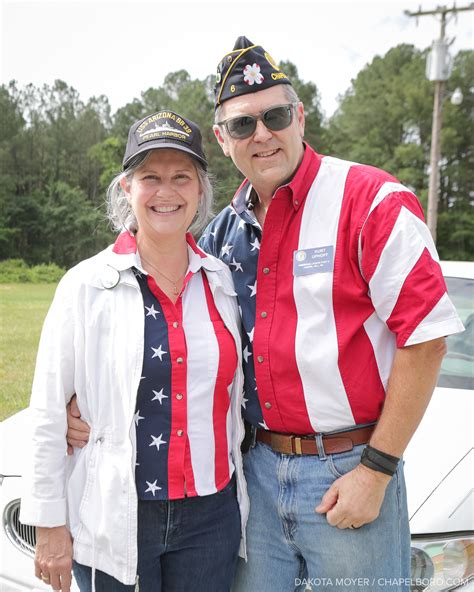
[291,436,303,455]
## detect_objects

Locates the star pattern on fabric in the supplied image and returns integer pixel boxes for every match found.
[243,346,253,364]
[259,420,269,430]
[247,327,254,342]
[241,396,248,409]
[151,388,168,404]
[230,258,243,272]
[221,243,233,256]
[151,345,167,360]
[250,237,260,251]
[145,304,160,319]
[134,410,144,426]
[149,434,167,451]
[247,281,257,297]
[144,480,162,496]
[237,219,246,230]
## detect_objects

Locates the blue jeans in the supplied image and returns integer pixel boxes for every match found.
[233,442,410,592]
[73,477,240,591]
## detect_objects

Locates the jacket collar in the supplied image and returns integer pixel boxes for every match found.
[107,231,221,273]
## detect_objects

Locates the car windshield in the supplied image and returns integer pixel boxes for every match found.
[438,276,473,390]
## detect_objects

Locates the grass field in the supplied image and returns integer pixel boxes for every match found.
[0,283,56,421]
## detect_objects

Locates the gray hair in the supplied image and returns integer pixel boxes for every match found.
[106,150,213,236]
[214,85,301,123]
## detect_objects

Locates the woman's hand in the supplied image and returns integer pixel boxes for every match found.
[35,526,73,591]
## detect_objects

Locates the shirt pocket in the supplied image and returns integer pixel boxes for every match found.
[185,321,221,380]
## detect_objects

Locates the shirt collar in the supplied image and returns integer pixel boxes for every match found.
[109,231,221,274]
[231,142,321,214]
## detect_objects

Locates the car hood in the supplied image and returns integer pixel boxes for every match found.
[0,409,30,477]
[404,386,473,534]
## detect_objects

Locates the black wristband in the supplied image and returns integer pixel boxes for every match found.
[360,445,400,477]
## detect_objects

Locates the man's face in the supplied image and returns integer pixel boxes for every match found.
[214,85,305,197]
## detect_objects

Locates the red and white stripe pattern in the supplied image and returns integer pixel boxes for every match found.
[261,154,461,432]
[203,146,463,434]
[181,270,236,496]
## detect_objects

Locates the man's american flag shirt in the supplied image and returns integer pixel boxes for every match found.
[199,144,463,434]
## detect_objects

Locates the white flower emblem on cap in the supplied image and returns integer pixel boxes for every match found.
[243,63,264,85]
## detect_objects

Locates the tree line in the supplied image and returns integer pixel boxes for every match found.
[0,44,472,269]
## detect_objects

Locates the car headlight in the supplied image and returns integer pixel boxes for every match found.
[411,534,474,591]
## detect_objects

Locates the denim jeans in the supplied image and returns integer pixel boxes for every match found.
[233,442,410,592]
[73,476,241,591]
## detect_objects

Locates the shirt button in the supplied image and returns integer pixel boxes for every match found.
[177,429,184,437]
[172,321,179,328]
[177,357,184,364]
[294,199,299,206]
[176,393,183,400]
[264,402,272,409]
[257,355,264,363]
[263,267,270,274]
[261,311,268,318]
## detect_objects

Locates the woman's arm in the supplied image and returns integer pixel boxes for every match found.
[20,272,78,586]
[35,526,73,591]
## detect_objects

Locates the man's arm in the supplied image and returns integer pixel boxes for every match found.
[66,395,90,454]
[315,336,446,529]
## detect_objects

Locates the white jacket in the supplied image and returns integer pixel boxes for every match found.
[20,243,249,585]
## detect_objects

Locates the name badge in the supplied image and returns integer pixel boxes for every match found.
[293,246,334,276]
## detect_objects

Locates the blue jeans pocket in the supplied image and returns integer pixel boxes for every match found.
[326,445,364,479]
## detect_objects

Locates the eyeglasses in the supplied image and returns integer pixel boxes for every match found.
[217,102,299,140]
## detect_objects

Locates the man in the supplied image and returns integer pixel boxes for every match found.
[198,37,463,591]
[67,37,463,591]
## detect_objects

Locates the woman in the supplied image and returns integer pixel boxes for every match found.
[20,110,248,592]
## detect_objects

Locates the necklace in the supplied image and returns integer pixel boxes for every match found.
[140,255,187,295]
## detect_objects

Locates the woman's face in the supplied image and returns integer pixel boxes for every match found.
[122,149,201,241]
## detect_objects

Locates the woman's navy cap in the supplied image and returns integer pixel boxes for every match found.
[214,36,292,108]
[123,110,208,170]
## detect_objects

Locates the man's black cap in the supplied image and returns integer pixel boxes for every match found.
[214,36,292,108]
[123,110,207,170]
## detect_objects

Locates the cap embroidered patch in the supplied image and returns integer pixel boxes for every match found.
[264,52,279,70]
[243,63,264,85]
[136,112,193,146]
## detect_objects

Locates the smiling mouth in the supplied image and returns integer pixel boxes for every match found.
[150,205,181,213]
[254,148,280,158]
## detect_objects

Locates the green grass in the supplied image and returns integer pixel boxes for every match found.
[0,283,56,421]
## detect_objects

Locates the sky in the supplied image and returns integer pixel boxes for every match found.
[0,0,472,118]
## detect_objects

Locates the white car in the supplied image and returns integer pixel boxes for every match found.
[404,261,474,592]
[1,262,472,592]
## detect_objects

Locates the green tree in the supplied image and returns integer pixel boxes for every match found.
[279,60,325,151]
[42,181,113,268]
[326,45,473,259]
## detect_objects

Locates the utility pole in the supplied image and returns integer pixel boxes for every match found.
[404,3,473,243]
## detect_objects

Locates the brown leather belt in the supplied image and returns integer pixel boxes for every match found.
[256,425,375,456]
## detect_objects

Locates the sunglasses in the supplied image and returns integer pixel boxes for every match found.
[217,102,299,140]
